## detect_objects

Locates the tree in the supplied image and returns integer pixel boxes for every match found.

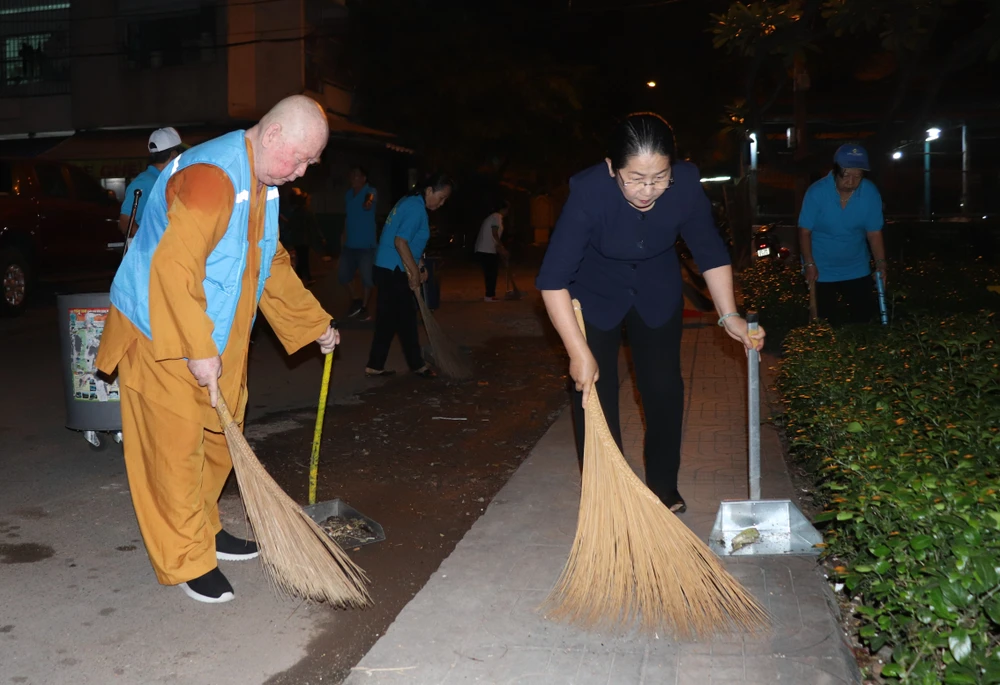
[712,0,1000,171]
[344,0,610,188]
[822,0,1000,155]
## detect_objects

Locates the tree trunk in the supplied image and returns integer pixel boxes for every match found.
[793,52,810,225]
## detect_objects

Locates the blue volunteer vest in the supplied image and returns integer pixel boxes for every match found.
[110,130,280,355]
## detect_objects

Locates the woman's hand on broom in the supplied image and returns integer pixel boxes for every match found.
[722,316,766,357]
[570,351,600,407]
[188,355,223,408]
[316,325,340,354]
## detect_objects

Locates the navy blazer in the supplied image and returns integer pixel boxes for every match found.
[536,161,730,330]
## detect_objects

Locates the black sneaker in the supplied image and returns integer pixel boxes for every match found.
[347,299,364,318]
[357,306,371,321]
[216,529,259,561]
[180,567,235,604]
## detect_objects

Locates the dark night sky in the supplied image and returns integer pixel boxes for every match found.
[348,0,738,165]
[349,0,1000,182]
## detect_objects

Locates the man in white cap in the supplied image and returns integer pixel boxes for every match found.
[118,127,184,237]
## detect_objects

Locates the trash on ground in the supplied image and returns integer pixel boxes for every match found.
[320,515,380,547]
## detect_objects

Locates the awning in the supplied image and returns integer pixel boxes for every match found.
[328,114,394,139]
[37,129,219,161]
[35,115,411,179]
[35,127,226,180]
[327,114,415,154]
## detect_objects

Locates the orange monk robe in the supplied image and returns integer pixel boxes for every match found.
[96,141,331,585]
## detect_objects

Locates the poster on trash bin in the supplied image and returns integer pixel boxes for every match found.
[68,308,120,403]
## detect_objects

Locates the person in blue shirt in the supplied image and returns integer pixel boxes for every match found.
[365,173,454,379]
[799,144,887,325]
[536,113,763,513]
[341,165,378,319]
[119,127,184,238]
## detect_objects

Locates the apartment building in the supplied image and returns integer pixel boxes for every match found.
[0,0,413,215]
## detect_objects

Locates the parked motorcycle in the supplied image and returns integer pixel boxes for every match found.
[751,223,791,262]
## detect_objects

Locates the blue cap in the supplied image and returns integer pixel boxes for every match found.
[834,144,869,171]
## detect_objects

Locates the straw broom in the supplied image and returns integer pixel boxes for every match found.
[215,396,370,607]
[409,267,473,380]
[542,300,770,639]
[503,255,522,301]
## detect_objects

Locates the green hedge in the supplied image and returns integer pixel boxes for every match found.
[779,316,1000,683]
[739,257,1000,349]
[891,258,1000,316]
[738,259,809,347]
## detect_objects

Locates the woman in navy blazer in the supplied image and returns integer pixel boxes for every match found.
[536,113,764,513]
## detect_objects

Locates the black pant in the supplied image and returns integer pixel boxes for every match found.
[478,252,500,297]
[366,266,425,371]
[816,276,875,326]
[294,244,311,281]
[570,306,685,501]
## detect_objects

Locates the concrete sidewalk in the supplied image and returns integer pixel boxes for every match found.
[344,320,861,685]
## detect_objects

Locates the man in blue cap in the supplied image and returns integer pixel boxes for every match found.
[798,143,888,325]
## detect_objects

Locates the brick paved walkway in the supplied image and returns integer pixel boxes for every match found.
[344,320,861,685]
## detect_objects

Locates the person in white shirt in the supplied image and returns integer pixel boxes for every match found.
[474,201,510,301]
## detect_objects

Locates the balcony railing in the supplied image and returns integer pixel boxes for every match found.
[0,1,70,97]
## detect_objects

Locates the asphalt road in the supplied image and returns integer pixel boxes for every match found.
[0,255,563,685]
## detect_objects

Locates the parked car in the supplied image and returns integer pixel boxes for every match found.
[0,159,123,316]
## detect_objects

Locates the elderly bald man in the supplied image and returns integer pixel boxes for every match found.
[96,95,339,603]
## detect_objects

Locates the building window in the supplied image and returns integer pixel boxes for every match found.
[127,7,217,69]
[5,33,41,83]
[304,17,351,93]
[0,1,71,94]
[101,177,125,203]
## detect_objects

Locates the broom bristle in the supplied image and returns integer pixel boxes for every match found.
[542,301,770,639]
[217,402,370,607]
[415,290,473,380]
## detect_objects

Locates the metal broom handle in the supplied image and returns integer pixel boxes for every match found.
[747,311,761,501]
[122,188,142,258]
[875,271,889,325]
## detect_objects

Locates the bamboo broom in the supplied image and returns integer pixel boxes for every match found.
[409,268,472,380]
[542,300,770,639]
[215,396,370,607]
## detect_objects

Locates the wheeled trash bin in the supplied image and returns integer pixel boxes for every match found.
[57,292,122,451]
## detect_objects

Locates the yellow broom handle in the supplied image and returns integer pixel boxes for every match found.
[308,351,334,505]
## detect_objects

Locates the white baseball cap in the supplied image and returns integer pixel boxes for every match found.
[148,127,182,152]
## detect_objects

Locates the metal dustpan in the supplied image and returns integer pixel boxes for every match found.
[709,312,823,557]
[303,350,385,549]
[303,498,386,548]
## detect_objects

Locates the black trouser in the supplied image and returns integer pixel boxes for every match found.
[570,306,685,501]
[366,266,425,371]
[478,252,500,297]
[816,275,875,326]
[294,244,311,281]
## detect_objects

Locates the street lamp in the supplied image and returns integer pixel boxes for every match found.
[924,127,940,219]
[646,80,657,88]
[892,151,903,160]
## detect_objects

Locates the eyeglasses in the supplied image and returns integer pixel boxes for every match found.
[617,169,674,190]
